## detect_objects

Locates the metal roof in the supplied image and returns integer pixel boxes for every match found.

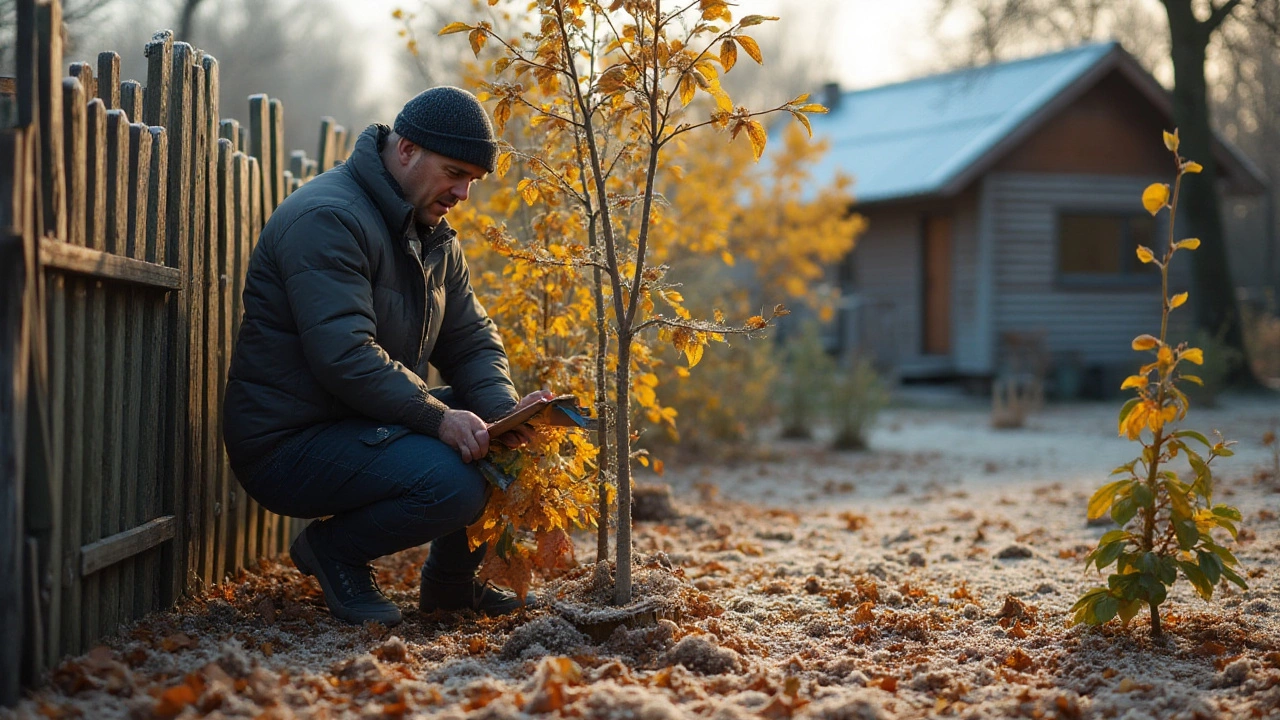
[802,42,1266,206]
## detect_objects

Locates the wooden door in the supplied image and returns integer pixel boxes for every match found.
[922,215,952,355]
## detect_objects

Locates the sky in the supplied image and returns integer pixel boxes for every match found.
[337,0,945,110]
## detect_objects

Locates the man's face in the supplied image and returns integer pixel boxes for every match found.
[396,140,487,226]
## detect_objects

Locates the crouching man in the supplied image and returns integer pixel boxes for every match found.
[223,87,547,626]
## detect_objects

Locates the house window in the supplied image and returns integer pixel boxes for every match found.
[1057,213,1159,283]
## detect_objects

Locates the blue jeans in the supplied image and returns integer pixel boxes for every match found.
[236,388,488,580]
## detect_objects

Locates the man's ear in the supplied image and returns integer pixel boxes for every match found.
[395,137,418,166]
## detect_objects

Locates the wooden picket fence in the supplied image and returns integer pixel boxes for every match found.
[0,0,357,701]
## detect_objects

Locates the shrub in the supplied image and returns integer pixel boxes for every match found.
[779,322,835,440]
[830,356,888,451]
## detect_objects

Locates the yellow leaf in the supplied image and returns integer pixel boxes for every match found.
[439,21,471,35]
[1181,348,1204,365]
[496,152,513,178]
[653,458,665,476]
[720,250,735,266]
[736,35,762,64]
[1158,345,1174,367]
[1120,375,1147,390]
[493,99,512,132]
[517,178,539,205]
[1136,246,1155,264]
[745,119,767,161]
[797,103,828,113]
[791,110,812,137]
[713,308,725,324]
[739,14,778,26]
[1141,183,1169,216]
[678,74,695,106]
[638,454,649,467]
[1163,129,1179,152]
[1169,292,1187,309]
[720,38,737,72]
[684,340,704,367]
[392,8,404,20]
[1131,334,1159,351]
[1183,161,1203,174]
[1176,238,1200,251]
[710,87,733,113]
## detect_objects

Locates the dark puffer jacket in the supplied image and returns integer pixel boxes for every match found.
[223,124,518,471]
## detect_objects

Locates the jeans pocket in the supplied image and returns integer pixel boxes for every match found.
[358,424,412,447]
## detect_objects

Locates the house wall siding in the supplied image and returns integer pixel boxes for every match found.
[987,171,1193,369]
[850,209,922,367]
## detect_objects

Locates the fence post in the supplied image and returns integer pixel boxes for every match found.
[0,126,30,709]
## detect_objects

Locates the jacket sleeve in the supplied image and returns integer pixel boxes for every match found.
[430,240,519,421]
[275,207,450,436]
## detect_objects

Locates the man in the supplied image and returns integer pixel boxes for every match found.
[223,87,548,627]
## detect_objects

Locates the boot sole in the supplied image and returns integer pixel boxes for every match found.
[290,528,403,627]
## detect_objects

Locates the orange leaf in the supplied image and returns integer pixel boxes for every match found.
[153,683,198,719]
[720,38,737,71]
[736,35,763,64]
[469,29,487,56]
[477,544,533,600]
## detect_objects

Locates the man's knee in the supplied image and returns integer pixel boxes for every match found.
[401,448,489,523]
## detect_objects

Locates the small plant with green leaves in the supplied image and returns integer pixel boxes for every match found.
[1071,129,1246,639]
[830,356,888,451]
[779,322,835,440]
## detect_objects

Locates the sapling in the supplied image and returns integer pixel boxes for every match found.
[1072,129,1246,639]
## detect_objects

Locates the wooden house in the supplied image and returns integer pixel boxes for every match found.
[808,42,1267,391]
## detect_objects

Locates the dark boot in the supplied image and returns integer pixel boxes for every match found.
[419,571,536,616]
[290,524,402,626]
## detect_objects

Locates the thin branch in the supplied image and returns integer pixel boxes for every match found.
[1205,0,1244,33]
[633,314,771,335]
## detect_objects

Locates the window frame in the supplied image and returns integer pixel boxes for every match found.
[1054,209,1164,290]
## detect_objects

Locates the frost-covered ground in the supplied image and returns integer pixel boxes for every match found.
[8,394,1280,719]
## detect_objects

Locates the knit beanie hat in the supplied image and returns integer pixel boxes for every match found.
[393,86,498,173]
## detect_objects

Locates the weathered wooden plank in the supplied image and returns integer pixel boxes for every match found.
[68,63,96,108]
[99,108,129,641]
[61,80,85,249]
[138,126,168,614]
[142,32,172,128]
[318,116,336,173]
[230,152,253,568]
[58,77,87,659]
[44,268,66,661]
[96,52,119,109]
[36,0,65,240]
[245,152,271,557]
[201,55,225,587]
[288,150,305,180]
[80,98,106,648]
[79,516,176,577]
[332,125,348,166]
[211,137,232,583]
[247,95,269,223]
[38,240,182,289]
[118,122,152,618]
[188,56,211,591]
[0,127,28,706]
[220,119,239,153]
[164,43,194,603]
[269,98,284,213]
[119,80,141,125]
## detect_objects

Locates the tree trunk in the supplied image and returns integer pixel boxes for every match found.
[613,334,632,605]
[594,261,610,563]
[1162,0,1254,384]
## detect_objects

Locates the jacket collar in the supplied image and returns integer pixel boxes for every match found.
[346,124,418,239]
[347,124,457,255]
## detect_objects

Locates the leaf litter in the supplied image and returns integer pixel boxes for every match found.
[8,401,1280,719]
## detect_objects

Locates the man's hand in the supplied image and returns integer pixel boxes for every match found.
[439,409,490,463]
[496,389,555,448]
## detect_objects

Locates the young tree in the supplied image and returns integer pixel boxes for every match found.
[444,0,824,603]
